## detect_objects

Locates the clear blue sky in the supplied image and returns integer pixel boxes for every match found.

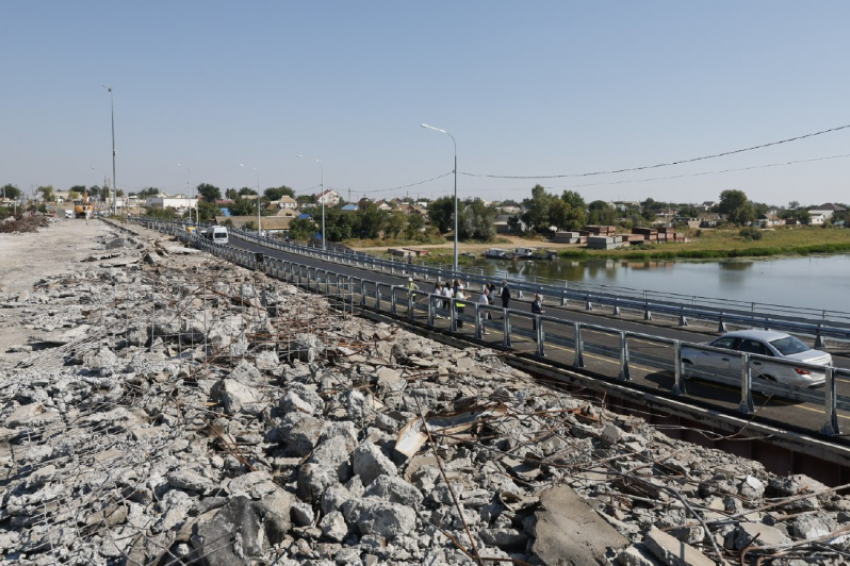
[2,1,849,206]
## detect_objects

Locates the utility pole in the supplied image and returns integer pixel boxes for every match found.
[104,85,117,216]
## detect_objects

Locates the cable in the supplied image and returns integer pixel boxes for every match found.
[461,122,850,180]
[530,152,850,191]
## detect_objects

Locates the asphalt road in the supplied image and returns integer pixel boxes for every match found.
[229,235,850,442]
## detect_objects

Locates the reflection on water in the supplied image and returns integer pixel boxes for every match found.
[468,255,850,310]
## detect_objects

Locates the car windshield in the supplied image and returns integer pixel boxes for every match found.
[770,336,810,356]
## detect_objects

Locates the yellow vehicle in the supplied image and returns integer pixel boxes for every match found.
[185,226,197,234]
[73,190,94,219]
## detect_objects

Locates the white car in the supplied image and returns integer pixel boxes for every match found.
[681,330,833,389]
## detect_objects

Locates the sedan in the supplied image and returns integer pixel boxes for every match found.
[681,330,833,389]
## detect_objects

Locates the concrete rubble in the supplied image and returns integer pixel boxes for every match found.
[1,223,850,565]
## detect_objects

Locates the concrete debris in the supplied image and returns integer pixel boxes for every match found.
[0,220,848,565]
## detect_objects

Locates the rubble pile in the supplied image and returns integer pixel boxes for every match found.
[1,226,849,565]
[0,214,52,234]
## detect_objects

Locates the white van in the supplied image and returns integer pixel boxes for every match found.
[211,226,229,245]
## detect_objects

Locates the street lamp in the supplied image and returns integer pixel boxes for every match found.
[177,164,198,227]
[297,154,325,250]
[103,85,117,216]
[239,164,262,235]
[421,123,458,273]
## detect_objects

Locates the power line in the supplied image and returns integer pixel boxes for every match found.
[533,152,850,191]
[461,122,850,180]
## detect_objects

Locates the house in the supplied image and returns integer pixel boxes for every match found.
[374,200,393,211]
[809,213,827,226]
[146,194,198,213]
[701,201,717,211]
[497,205,521,215]
[315,189,341,206]
[493,214,525,234]
[755,213,784,228]
[697,213,722,228]
[271,195,298,210]
[808,203,846,221]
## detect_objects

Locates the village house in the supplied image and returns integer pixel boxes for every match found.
[315,189,342,206]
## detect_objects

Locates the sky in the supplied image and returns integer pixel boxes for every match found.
[2,1,850,207]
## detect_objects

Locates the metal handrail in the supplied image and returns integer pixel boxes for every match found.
[139,218,848,438]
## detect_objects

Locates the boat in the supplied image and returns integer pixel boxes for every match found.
[512,247,557,260]
[484,248,510,259]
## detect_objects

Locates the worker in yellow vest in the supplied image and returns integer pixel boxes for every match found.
[406,277,419,301]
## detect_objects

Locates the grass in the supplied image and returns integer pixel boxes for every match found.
[558,227,850,261]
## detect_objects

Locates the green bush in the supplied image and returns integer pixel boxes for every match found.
[738,227,763,241]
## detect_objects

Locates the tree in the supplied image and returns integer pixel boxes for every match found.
[587,200,617,225]
[238,187,257,196]
[677,205,700,218]
[385,211,408,239]
[323,205,355,241]
[798,209,811,225]
[265,186,296,201]
[1,184,22,200]
[560,190,586,211]
[788,200,800,211]
[354,202,387,239]
[197,183,222,202]
[405,213,426,239]
[427,197,455,234]
[225,189,239,200]
[37,185,54,202]
[289,217,317,241]
[521,185,553,233]
[197,200,220,222]
[458,198,496,241]
[296,194,316,206]
[548,199,571,232]
[718,190,755,226]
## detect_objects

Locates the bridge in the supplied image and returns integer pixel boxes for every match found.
[135,219,850,484]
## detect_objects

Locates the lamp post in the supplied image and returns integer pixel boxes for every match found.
[421,123,458,273]
[177,164,198,227]
[239,164,262,235]
[103,85,117,216]
[298,154,325,250]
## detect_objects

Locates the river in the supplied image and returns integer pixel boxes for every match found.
[464,254,850,312]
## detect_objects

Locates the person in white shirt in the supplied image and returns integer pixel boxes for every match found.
[478,288,490,334]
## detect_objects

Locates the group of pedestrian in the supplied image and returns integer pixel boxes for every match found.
[422,277,545,333]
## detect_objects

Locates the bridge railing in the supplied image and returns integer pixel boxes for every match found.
[142,219,849,439]
[204,225,850,345]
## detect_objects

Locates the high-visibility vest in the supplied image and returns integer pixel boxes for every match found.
[455,292,466,308]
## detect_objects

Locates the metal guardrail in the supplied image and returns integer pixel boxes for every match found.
[196,224,850,346]
[142,218,850,330]
[140,218,848,439]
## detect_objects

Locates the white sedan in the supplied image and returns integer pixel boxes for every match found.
[681,330,833,389]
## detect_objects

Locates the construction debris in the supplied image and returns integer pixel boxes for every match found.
[1,221,849,565]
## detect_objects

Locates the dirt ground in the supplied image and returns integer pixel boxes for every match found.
[0,219,119,368]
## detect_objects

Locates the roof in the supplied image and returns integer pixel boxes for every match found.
[811,203,846,212]
[341,204,358,211]
[722,330,793,341]
[279,196,296,203]
[297,213,312,220]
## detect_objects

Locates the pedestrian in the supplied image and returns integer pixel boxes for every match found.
[406,277,420,305]
[478,288,490,334]
[500,280,511,310]
[433,282,444,317]
[454,287,467,329]
[532,293,545,330]
[441,283,452,311]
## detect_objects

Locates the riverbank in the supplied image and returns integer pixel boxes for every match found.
[347,227,850,265]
